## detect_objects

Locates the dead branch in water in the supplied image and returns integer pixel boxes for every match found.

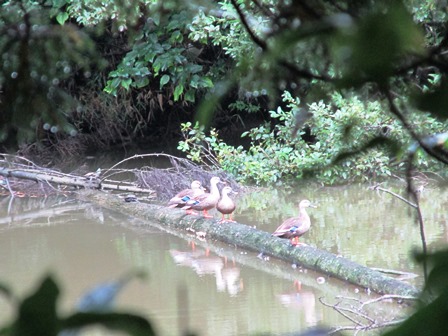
[319,294,416,335]
[0,154,155,197]
[0,153,239,200]
[100,153,240,200]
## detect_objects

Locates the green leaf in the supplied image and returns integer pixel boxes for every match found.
[160,74,170,89]
[199,77,214,88]
[121,78,132,90]
[134,77,149,89]
[12,275,60,336]
[56,12,69,25]
[185,90,196,102]
[173,83,184,101]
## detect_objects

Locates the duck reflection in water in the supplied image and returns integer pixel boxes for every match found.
[276,281,318,327]
[170,248,243,296]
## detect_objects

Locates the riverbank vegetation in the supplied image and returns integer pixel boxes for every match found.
[178,91,447,185]
[1,0,447,186]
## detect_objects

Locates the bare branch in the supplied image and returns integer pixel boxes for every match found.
[319,295,411,335]
[370,184,417,208]
[360,294,418,309]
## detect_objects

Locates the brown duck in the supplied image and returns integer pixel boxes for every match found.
[167,180,205,208]
[272,199,316,246]
[182,176,222,218]
[216,186,237,223]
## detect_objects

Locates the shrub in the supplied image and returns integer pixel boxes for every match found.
[178,91,447,185]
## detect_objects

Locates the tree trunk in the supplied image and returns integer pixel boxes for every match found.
[80,190,420,297]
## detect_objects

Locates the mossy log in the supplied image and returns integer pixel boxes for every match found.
[80,190,420,297]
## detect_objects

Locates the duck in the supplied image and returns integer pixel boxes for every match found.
[182,176,222,218]
[272,199,316,246]
[167,180,205,208]
[216,186,237,223]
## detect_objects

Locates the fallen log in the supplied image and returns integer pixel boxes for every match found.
[0,167,155,195]
[80,190,420,297]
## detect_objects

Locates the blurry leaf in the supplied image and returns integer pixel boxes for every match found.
[336,2,425,85]
[76,270,148,313]
[415,249,448,296]
[333,136,400,164]
[160,74,170,89]
[135,77,149,88]
[385,249,448,336]
[383,289,448,336]
[62,312,156,336]
[195,79,233,128]
[0,282,12,300]
[173,83,184,101]
[121,78,132,90]
[56,12,69,25]
[12,275,60,336]
[414,81,448,120]
[185,90,196,102]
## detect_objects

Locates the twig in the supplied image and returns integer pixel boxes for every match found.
[101,153,197,180]
[319,297,373,325]
[360,294,418,309]
[370,185,417,208]
[1,177,15,197]
[370,267,418,281]
[320,296,409,335]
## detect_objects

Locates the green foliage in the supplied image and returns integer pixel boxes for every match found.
[178,91,447,185]
[65,0,154,28]
[188,2,260,66]
[103,9,214,102]
[0,0,101,145]
[333,2,425,86]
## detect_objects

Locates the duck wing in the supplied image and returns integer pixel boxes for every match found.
[273,216,311,236]
[168,188,202,207]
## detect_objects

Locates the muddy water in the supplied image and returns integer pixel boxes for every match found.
[0,181,446,335]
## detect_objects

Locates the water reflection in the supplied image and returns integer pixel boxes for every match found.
[276,282,318,327]
[1,180,442,335]
[170,248,244,296]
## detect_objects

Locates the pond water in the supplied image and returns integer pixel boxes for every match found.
[0,181,446,335]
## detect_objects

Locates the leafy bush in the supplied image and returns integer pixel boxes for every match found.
[178,91,447,185]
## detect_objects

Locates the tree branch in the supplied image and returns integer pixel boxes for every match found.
[230,0,267,51]
[382,87,448,165]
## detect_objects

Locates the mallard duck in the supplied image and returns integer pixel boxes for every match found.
[216,186,237,223]
[272,199,316,246]
[167,180,205,208]
[182,176,222,218]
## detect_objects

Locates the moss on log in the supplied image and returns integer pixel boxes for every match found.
[80,190,420,297]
